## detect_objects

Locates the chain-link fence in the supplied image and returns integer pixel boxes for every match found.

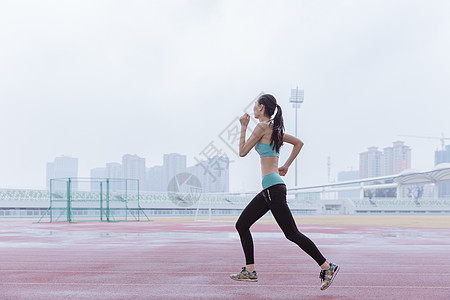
[37,177,148,222]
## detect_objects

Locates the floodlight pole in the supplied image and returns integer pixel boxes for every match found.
[289,86,304,187]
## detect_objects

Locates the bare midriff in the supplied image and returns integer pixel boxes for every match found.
[260,156,279,176]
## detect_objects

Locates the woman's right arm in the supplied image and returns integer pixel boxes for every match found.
[278,133,304,176]
[239,113,264,157]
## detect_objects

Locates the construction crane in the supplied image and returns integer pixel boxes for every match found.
[399,133,450,151]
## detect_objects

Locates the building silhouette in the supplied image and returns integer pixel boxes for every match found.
[188,156,229,193]
[88,152,229,193]
[435,145,450,197]
[46,156,78,191]
[145,153,187,192]
[122,154,146,192]
[146,165,164,192]
[163,153,187,191]
[360,141,411,178]
[90,167,106,192]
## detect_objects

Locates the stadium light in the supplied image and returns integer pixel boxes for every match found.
[289,86,304,187]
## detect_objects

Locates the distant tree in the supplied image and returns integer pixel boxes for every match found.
[364,189,374,199]
[414,186,424,199]
[374,188,396,198]
[413,186,424,206]
[364,189,376,205]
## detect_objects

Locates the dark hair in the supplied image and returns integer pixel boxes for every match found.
[257,94,284,153]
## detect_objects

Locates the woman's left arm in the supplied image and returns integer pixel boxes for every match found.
[278,133,304,176]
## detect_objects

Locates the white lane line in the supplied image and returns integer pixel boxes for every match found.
[0,282,449,289]
[1,261,447,267]
[0,270,447,275]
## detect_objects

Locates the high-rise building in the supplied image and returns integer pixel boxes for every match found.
[146,165,164,192]
[163,153,187,191]
[91,167,107,178]
[360,141,411,178]
[90,167,106,192]
[368,146,382,178]
[359,152,368,179]
[207,156,229,193]
[435,145,450,165]
[187,156,229,193]
[46,156,78,191]
[122,154,146,192]
[90,162,125,192]
[392,141,411,174]
[435,145,450,197]
[381,147,394,176]
[106,163,122,178]
[106,162,123,192]
[360,147,381,178]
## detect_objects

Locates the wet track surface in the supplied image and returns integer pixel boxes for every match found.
[1,219,449,299]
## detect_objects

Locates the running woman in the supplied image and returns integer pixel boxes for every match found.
[229,94,339,290]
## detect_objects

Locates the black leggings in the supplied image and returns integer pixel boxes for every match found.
[235,184,326,266]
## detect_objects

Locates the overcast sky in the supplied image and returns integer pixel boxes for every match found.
[1,0,449,191]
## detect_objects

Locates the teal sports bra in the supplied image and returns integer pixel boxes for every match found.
[255,142,279,157]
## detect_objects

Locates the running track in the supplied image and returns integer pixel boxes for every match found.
[0,218,449,299]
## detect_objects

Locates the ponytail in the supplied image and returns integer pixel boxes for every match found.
[271,104,284,153]
[257,94,284,153]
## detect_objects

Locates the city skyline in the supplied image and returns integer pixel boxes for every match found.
[359,141,411,179]
[88,152,230,193]
[39,141,445,193]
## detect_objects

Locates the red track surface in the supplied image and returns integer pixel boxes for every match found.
[0,218,449,299]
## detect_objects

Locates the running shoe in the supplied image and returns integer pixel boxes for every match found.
[230,267,258,282]
[319,263,339,290]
